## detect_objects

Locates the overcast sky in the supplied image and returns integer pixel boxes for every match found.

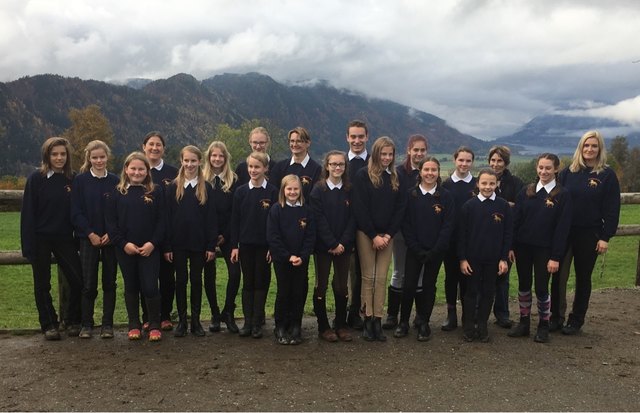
[1,0,639,138]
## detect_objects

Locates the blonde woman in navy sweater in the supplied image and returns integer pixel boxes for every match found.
[441,147,476,331]
[21,137,83,340]
[267,175,316,345]
[142,131,178,331]
[230,152,279,339]
[309,150,356,342]
[71,140,119,339]
[164,146,217,337]
[396,157,454,341]
[458,168,513,342]
[106,152,165,341]
[551,130,620,335]
[204,141,241,333]
[508,153,572,343]
[353,136,406,341]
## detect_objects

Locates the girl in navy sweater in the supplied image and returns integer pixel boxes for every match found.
[385,134,428,330]
[204,141,241,333]
[309,150,356,342]
[164,146,217,337]
[551,130,620,335]
[234,127,277,185]
[71,140,119,339]
[458,168,513,342]
[142,131,178,331]
[396,157,454,341]
[267,175,316,345]
[230,152,279,339]
[21,137,83,340]
[353,136,406,341]
[508,153,572,343]
[270,127,322,200]
[441,147,476,331]
[106,152,165,341]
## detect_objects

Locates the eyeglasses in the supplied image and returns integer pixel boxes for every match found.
[289,139,307,145]
[328,162,346,169]
[250,141,268,147]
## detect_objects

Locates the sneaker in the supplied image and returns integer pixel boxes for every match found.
[79,326,92,339]
[100,326,114,339]
[44,328,61,341]
[128,328,142,340]
[66,324,81,337]
[160,320,173,331]
[149,329,162,342]
[142,322,150,332]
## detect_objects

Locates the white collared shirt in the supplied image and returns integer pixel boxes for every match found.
[151,159,165,171]
[327,180,343,190]
[419,184,437,195]
[536,179,556,193]
[249,178,268,189]
[289,153,310,167]
[286,200,302,207]
[90,168,108,179]
[348,149,368,161]
[451,171,473,183]
[477,193,497,202]
[183,177,198,188]
[384,167,392,175]
[46,170,55,179]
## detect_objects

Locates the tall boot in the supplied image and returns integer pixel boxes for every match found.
[333,293,348,330]
[441,305,458,331]
[145,295,162,332]
[252,290,268,339]
[412,290,425,328]
[373,317,387,342]
[508,316,530,337]
[190,293,205,337]
[382,286,401,329]
[313,288,330,333]
[239,290,253,337]
[124,292,141,330]
[174,281,188,337]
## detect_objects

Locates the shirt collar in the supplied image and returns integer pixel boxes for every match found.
[536,179,556,193]
[348,150,367,161]
[290,153,310,167]
[286,200,302,207]
[419,184,437,195]
[327,180,343,190]
[46,170,55,179]
[249,178,268,189]
[384,167,392,175]
[451,171,473,183]
[151,159,164,171]
[183,177,198,188]
[90,168,108,178]
[477,193,497,202]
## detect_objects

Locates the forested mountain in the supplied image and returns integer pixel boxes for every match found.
[0,72,488,175]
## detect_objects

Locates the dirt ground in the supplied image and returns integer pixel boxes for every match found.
[1,288,639,412]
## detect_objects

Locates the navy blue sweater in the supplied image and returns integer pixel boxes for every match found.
[402,186,455,254]
[458,196,513,263]
[558,166,620,242]
[105,185,165,250]
[442,176,476,246]
[270,158,322,200]
[496,169,524,203]
[352,167,406,239]
[21,171,75,260]
[151,163,178,189]
[164,182,218,253]
[71,171,119,238]
[230,183,279,247]
[348,155,369,184]
[513,185,572,261]
[267,203,316,263]
[309,182,356,252]
[396,165,420,190]
[234,159,277,186]
[210,177,239,244]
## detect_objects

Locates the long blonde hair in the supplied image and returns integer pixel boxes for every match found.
[80,140,111,173]
[368,136,399,190]
[278,174,304,207]
[117,152,154,195]
[203,141,237,193]
[570,130,608,174]
[174,145,207,205]
[40,137,74,179]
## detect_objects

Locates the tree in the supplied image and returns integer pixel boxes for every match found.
[62,105,115,171]
[624,148,640,192]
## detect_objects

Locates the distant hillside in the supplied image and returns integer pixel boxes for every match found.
[0,72,489,175]
[496,114,640,154]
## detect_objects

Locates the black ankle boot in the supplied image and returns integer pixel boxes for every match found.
[373,317,387,342]
[534,320,550,343]
[222,310,239,333]
[394,321,409,338]
[507,316,530,337]
[441,307,458,331]
[191,318,205,337]
[239,290,253,337]
[362,316,375,341]
[174,312,188,338]
[289,323,302,345]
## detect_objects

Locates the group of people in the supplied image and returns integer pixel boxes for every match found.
[20,120,621,345]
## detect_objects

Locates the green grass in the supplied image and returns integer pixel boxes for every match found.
[1,206,638,329]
